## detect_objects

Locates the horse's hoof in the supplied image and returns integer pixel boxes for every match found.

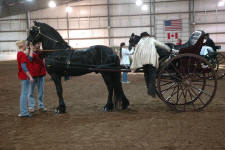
[121,101,130,110]
[103,106,113,112]
[121,105,128,110]
[102,107,108,112]
[102,107,110,112]
[55,110,66,114]
[55,106,66,114]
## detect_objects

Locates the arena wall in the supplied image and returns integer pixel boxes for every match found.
[0,0,224,61]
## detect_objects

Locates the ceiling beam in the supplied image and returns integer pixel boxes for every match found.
[0,0,81,18]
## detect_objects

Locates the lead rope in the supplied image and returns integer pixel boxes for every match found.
[39,32,59,43]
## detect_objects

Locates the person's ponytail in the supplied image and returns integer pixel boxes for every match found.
[120,42,125,58]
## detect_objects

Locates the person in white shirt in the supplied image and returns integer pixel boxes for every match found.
[131,32,170,97]
[120,42,134,83]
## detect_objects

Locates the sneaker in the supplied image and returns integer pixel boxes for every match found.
[18,113,32,118]
[28,108,35,113]
[39,107,47,112]
[122,81,130,84]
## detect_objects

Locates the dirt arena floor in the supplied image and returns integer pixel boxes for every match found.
[0,61,225,150]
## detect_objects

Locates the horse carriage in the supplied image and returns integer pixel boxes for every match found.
[27,21,224,113]
[154,31,218,112]
[157,31,225,111]
[129,30,222,112]
[156,31,225,111]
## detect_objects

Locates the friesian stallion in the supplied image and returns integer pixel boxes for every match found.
[27,21,129,113]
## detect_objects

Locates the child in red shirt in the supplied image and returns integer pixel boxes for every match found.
[16,40,33,117]
[28,42,47,112]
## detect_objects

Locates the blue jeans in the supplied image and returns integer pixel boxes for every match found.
[20,80,31,116]
[28,76,45,109]
[122,72,128,82]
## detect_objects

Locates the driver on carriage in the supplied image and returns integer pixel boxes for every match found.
[131,32,170,97]
[200,33,216,56]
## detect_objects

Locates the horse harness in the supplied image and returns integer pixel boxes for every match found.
[32,26,124,73]
[31,26,70,48]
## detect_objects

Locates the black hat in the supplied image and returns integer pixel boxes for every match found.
[140,32,150,38]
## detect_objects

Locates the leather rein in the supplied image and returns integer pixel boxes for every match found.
[31,26,70,52]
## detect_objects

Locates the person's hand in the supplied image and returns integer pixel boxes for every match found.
[28,44,33,56]
[29,76,34,83]
[29,43,34,51]
[30,45,34,51]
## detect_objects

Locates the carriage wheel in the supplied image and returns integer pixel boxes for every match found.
[215,53,225,79]
[157,53,217,112]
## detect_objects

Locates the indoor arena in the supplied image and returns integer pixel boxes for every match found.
[0,0,225,150]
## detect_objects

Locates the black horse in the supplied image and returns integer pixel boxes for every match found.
[128,33,171,97]
[27,21,129,113]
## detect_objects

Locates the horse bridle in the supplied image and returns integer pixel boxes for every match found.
[31,26,62,44]
[129,34,139,48]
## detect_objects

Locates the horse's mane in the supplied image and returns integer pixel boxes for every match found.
[129,34,141,47]
[35,21,69,47]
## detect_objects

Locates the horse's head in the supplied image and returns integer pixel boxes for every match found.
[27,21,70,50]
[27,22,42,45]
[128,33,141,50]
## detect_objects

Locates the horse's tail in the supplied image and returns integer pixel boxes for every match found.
[112,72,129,110]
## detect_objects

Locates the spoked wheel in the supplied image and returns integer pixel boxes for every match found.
[157,53,217,112]
[215,53,225,79]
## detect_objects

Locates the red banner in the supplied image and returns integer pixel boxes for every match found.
[167,33,171,39]
[175,32,178,39]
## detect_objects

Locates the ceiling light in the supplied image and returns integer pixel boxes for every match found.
[218,1,225,7]
[26,0,33,2]
[136,0,143,6]
[142,5,148,11]
[66,6,72,13]
[48,1,56,8]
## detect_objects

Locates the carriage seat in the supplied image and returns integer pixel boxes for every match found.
[174,30,205,51]
[174,41,190,50]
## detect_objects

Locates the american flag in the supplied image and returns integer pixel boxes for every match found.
[164,19,182,31]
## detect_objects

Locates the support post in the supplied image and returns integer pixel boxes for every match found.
[150,0,156,37]
[26,11,31,36]
[66,12,70,44]
[107,0,111,46]
[189,0,195,35]
[153,0,156,37]
[150,0,152,36]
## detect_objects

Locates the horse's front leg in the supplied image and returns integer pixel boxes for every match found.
[51,73,66,114]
